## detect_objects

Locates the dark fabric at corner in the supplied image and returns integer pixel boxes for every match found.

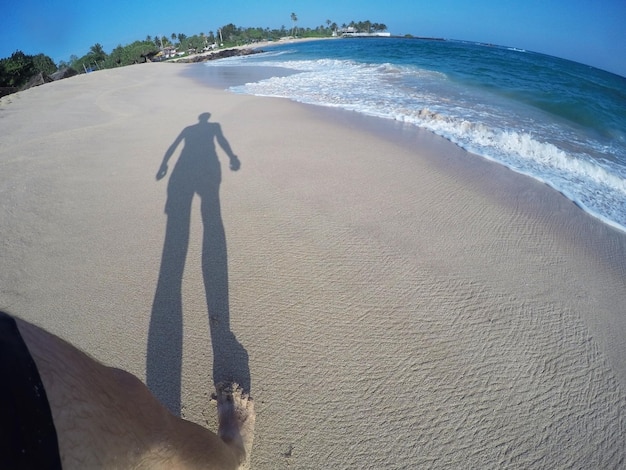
[0,311,62,469]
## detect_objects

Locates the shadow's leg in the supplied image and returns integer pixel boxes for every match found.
[147,198,192,414]
[201,190,251,392]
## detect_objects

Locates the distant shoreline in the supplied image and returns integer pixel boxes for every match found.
[169,36,337,63]
[168,35,451,65]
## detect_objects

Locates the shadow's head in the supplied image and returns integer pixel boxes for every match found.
[199,112,212,122]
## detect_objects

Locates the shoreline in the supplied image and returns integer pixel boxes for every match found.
[1,62,625,467]
[169,36,337,63]
[182,63,299,89]
[279,94,626,378]
[177,49,626,236]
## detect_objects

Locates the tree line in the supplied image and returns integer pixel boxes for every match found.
[0,51,57,88]
[0,18,387,90]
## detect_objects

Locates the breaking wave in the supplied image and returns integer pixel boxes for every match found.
[215,50,626,232]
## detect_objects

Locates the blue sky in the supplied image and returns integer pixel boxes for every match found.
[2,0,625,77]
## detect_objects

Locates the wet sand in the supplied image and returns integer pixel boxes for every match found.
[1,62,625,468]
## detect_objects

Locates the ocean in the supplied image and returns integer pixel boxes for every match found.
[203,38,626,232]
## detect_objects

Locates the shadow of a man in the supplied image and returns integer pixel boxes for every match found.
[147,112,249,415]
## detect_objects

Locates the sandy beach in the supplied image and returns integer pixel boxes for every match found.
[1,62,626,468]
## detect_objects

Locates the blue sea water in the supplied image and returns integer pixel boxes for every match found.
[205,38,626,232]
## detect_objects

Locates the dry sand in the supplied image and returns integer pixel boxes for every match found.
[1,62,626,468]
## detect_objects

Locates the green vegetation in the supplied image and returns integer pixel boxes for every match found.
[341,20,388,34]
[0,51,57,88]
[0,16,387,90]
[60,41,159,72]
[102,41,160,69]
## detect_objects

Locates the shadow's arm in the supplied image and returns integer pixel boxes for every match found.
[156,132,184,180]
[215,124,240,171]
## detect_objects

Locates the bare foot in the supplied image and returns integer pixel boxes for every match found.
[215,382,255,468]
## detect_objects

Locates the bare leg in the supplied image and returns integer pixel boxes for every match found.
[10,314,253,470]
[215,382,256,468]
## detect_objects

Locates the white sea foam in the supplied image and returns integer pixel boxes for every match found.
[222,56,626,232]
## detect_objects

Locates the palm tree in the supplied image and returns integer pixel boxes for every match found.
[89,43,107,62]
[90,43,104,55]
[290,12,298,37]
